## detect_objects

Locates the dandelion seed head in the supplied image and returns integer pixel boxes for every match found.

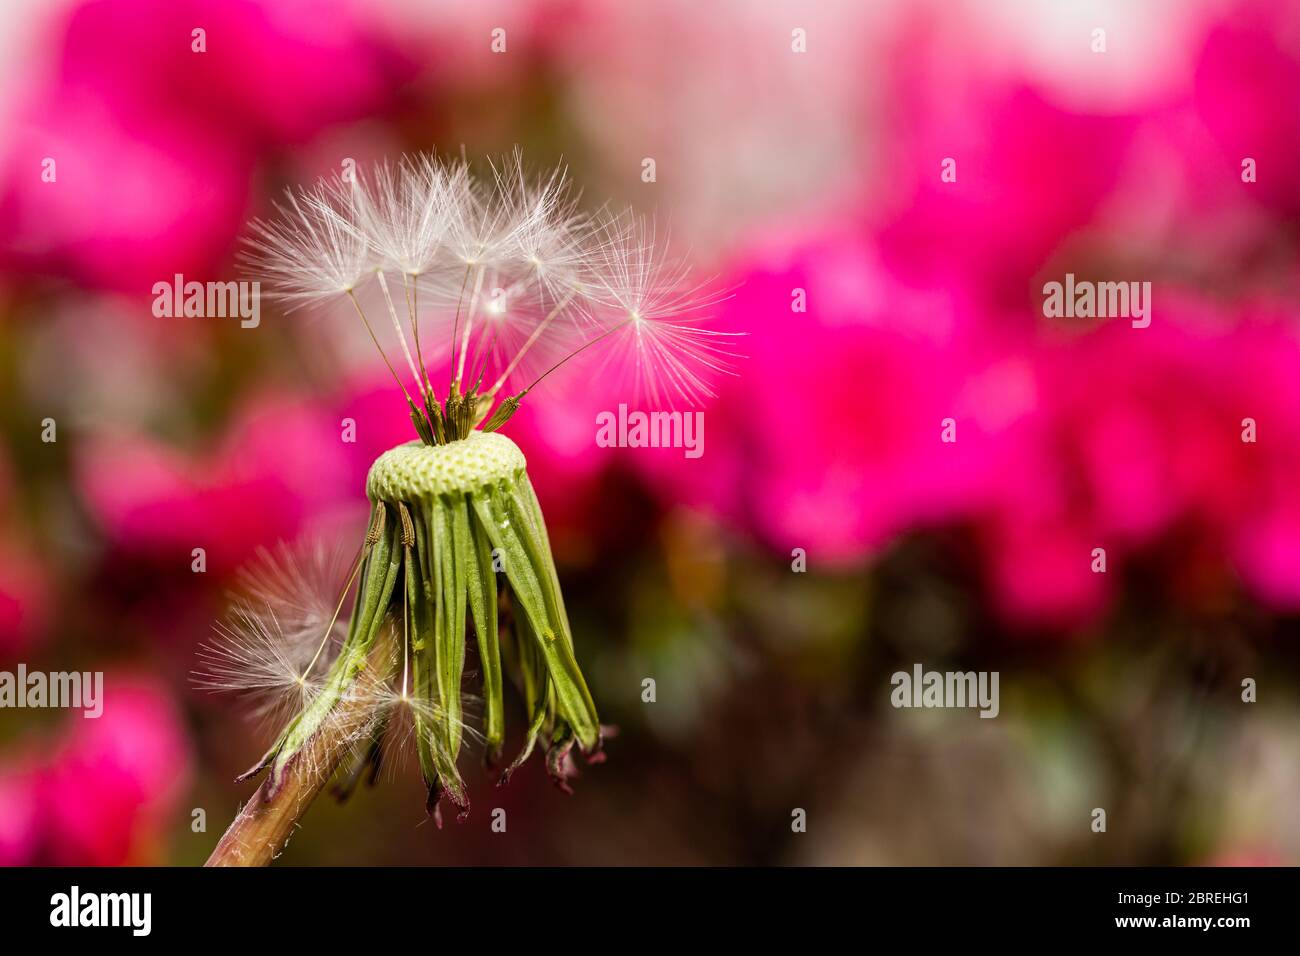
[241,149,741,432]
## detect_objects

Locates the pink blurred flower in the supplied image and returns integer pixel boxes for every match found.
[982,509,1110,632]
[0,675,190,866]
[57,0,400,146]
[877,33,1136,310]
[704,203,1300,630]
[0,0,404,292]
[78,394,355,575]
[977,296,1300,627]
[678,224,1022,566]
[1194,1,1300,218]
[0,98,251,293]
[1236,506,1300,608]
[0,759,40,866]
[1213,310,1300,607]
[40,676,191,865]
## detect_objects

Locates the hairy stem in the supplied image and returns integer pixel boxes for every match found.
[206,632,396,867]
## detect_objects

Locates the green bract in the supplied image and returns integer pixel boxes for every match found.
[248,431,601,818]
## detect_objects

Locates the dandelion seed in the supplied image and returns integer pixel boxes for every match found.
[243,179,372,307]
[356,154,450,279]
[579,212,742,407]
[195,542,354,727]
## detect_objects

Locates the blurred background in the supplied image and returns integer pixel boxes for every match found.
[0,0,1297,866]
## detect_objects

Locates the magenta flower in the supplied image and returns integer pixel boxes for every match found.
[77,395,354,575]
[56,0,399,146]
[979,295,1300,625]
[677,225,1017,565]
[0,758,40,866]
[877,62,1136,310]
[1194,1,1300,218]
[704,202,1300,630]
[0,676,190,865]
[981,507,1112,632]
[0,101,251,293]
[0,0,403,292]
[40,677,191,865]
